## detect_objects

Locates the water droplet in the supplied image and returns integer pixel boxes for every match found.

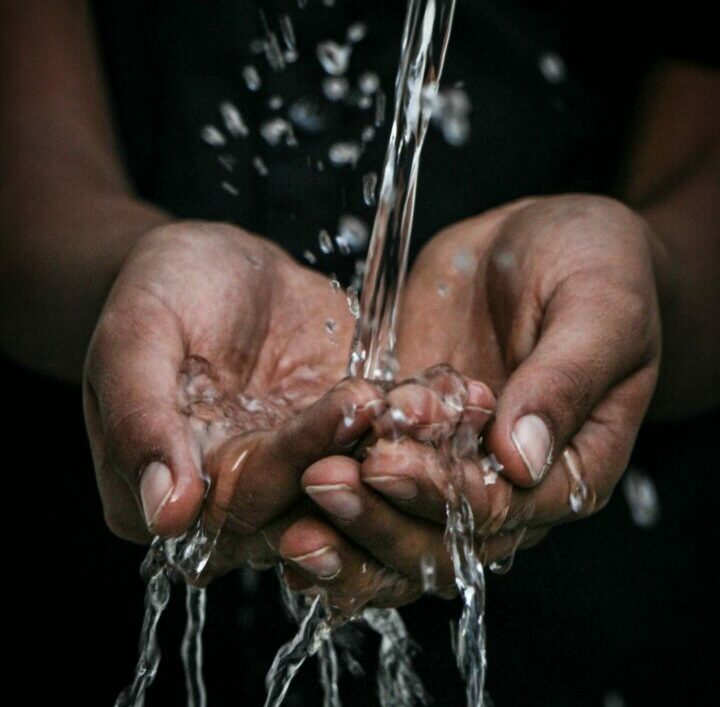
[253,156,269,177]
[357,95,373,110]
[279,14,297,52]
[325,318,338,335]
[260,14,285,73]
[389,406,408,425]
[242,64,262,91]
[218,154,236,172]
[361,126,376,142]
[346,21,367,44]
[221,181,239,196]
[538,51,566,84]
[249,38,266,55]
[374,91,387,127]
[317,40,352,76]
[363,172,378,206]
[342,402,358,427]
[260,117,297,147]
[200,125,226,146]
[453,249,476,274]
[623,467,660,528]
[563,448,589,513]
[268,95,284,110]
[359,71,380,95]
[289,98,326,133]
[329,275,341,291]
[322,76,350,102]
[489,554,515,575]
[420,554,437,593]
[437,282,449,297]
[346,286,360,319]
[318,229,334,254]
[430,87,472,146]
[302,250,317,265]
[219,101,249,137]
[336,215,369,253]
[329,141,362,167]
[493,250,515,270]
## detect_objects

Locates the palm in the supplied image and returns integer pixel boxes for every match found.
[85,222,362,550]
[398,210,508,387]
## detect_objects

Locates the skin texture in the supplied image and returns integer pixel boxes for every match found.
[83,194,663,611]
[1,3,718,610]
[279,195,663,606]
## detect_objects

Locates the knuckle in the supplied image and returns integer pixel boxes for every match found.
[365,525,400,555]
[534,362,594,437]
[551,362,594,414]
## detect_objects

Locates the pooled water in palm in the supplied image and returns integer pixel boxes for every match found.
[116,1,489,705]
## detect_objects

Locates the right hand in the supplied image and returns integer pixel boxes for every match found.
[83,221,383,578]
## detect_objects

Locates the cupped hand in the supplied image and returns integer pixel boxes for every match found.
[284,195,662,608]
[83,220,381,577]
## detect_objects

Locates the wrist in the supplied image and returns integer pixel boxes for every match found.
[0,185,170,381]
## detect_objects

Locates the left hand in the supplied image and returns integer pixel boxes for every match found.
[278,194,663,610]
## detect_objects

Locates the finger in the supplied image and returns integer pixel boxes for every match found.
[361,437,514,536]
[83,379,150,544]
[278,515,421,613]
[301,456,457,593]
[196,499,313,586]
[502,371,656,528]
[374,368,494,444]
[85,300,206,539]
[486,274,658,487]
[378,364,467,441]
[204,378,384,537]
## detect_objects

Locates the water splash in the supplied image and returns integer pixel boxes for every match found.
[349,0,457,381]
[623,467,660,528]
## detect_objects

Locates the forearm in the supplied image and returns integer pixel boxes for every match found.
[640,148,720,419]
[0,178,168,381]
[0,0,168,380]
[620,61,720,419]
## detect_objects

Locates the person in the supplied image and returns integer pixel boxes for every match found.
[1,1,718,704]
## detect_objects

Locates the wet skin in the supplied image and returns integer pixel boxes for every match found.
[84,194,661,610]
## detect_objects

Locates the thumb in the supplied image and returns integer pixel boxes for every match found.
[84,299,206,541]
[485,278,657,487]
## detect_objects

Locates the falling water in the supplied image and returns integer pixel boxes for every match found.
[264,1,464,706]
[119,1,473,705]
[115,522,218,705]
[348,0,457,381]
[115,540,172,707]
[182,586,208,707]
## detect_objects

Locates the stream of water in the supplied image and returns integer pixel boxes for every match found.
[115,1,500,705]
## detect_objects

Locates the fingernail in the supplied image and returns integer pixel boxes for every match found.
[305,484,362,521]
[364,475,418,500]
[140,461,174,530]
[288,546,342,579]
[511,415,553,482]
[466,381,492,408]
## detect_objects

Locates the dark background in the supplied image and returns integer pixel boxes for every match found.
[5,1,719,705]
